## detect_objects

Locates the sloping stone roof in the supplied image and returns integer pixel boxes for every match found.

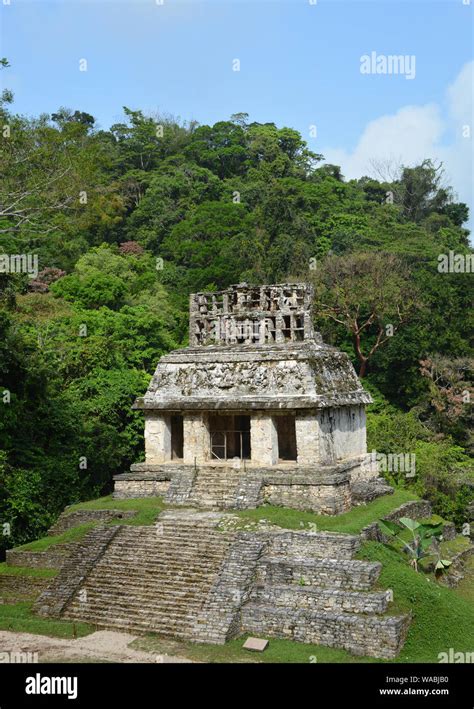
[134,340,372,411]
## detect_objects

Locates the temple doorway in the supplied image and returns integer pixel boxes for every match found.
[209,414,251,460]
[276,415,297,461]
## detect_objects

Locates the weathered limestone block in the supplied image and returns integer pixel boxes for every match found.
[318,406,367,464]
[144,413,171,463]
[295,414,319,464]
[261,481,351,515]
[256,558,381,590]
[113,480,170,499]
[183,413,210,463]
[251,414,278,465]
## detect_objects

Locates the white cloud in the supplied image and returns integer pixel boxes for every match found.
[322,62,473,232]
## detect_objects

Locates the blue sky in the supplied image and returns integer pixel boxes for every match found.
[1,0,473,223]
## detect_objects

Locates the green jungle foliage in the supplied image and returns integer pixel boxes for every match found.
[0,105,472,550]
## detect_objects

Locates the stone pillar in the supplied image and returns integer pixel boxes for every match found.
[251,413,278,465]
[144,413,171,464]
[275,314,286,343]
[358,406,367,455]
[183,413,210,464]
[295,414,319,464]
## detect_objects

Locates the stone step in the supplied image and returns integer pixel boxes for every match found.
[241,602,410,660]
[117,530,233,545]
[266,531,360,560]
[68,592,204,618]
[74,584,206,604]
[250,585,389,614]
[67,604,201,625]
[64,609,194,638]
[58,521,233,640]
[83,569,220,589]
[102,545,230,560]
[257,557,382,590]
[84,566,223,586]
[95,548,226,568]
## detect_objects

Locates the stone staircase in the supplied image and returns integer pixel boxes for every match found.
[60,513,236,639]
[34,513,411,658]
[185,466,244,509]
[241,530,410,659]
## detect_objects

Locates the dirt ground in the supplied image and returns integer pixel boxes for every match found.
[0,630,193,664]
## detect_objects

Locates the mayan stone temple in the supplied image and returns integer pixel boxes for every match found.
[114,282,384,512]
[36,283,410,659]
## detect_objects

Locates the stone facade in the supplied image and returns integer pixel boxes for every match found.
[144,413,171,464]
[182,413,210,464]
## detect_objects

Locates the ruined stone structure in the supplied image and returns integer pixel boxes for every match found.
[32,283,409,660]
[35,510,411,659]
[114,282,380,513]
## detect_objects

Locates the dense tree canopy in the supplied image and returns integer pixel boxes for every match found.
[0,99,472,548]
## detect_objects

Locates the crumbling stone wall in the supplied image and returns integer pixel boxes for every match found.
[261,480,351,515]
[0,575,50,602]
[241,605,410,659]
[114,479,170,499]
[48,509,136,535]
[361,500,432,541]
[6,546,74,570]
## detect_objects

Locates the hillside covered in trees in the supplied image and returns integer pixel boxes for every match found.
[0,102,472,551]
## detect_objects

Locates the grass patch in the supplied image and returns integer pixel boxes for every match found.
[453,555,474,605]
[0,563,57,579]
[235,489,419,534]
[0,602,94,639]
[67,495,166,526]
[17,523,96,551]
[131,633,374,664]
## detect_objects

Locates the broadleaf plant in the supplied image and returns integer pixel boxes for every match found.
[377,517,444,572]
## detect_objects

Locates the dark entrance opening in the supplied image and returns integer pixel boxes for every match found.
[276,415,297,461]
[209,414,251,460]
[171,415,183,460]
